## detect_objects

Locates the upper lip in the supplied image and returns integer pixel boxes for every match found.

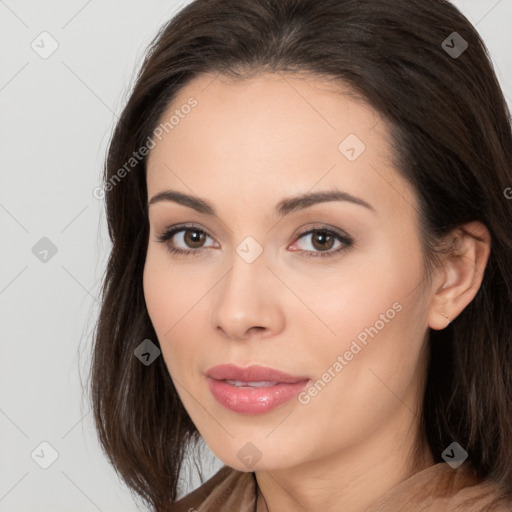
[206,364,309,384]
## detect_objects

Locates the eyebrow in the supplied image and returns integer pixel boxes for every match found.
[148,189,376,217]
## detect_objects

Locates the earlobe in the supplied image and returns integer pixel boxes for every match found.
[427,221,491,331]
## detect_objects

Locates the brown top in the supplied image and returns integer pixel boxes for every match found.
[172,462,512,511]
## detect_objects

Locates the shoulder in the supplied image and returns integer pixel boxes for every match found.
[369,462,512,511]
[171,465,256,512]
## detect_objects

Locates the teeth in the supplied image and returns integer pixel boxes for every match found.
[224,380,279,387]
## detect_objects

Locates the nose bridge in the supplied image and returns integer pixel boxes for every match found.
[219,242,268,313]
[211,239,281,338]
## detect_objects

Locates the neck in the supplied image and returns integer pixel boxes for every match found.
[254,412,434,512]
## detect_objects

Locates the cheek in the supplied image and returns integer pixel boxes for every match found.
[142,252,169,331]
[300,281,408,397]
[143,246,198,328]
[297,229,422,361]
[297,242,427,422]
[142,248,186,363]
[142,249,209,375]
[286,239,419,353]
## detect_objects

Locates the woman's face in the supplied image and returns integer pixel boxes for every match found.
[143,72,436,471]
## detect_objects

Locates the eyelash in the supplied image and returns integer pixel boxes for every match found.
[155,223,354,259]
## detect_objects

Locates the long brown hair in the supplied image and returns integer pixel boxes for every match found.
[88,0,512,509]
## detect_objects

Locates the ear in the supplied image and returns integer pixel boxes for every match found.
[427,221,491,330]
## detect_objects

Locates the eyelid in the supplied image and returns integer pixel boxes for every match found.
[155,222,216,246]
[155,222,354,258]
[293,223,352,240]
[289,224,353,257]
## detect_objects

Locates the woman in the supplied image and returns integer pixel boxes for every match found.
[89,0,512,510]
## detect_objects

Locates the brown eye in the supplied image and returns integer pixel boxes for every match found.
[310,231,336,251]
[155,225,216,257]
[183,229,207,249]
[292,226,353,259]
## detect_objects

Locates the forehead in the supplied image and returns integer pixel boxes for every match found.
[146,72,417,221]
[149,72,382,163]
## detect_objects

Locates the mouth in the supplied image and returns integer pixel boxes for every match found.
[205,364,310,414]
[222,380,282,388]
[205,363,309,384]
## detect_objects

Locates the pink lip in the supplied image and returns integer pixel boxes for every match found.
[205,364,310,414]
[206,364,309,383]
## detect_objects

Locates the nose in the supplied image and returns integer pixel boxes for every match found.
[210,251,285,342]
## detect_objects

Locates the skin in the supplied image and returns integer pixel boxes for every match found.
[143,72,491,512]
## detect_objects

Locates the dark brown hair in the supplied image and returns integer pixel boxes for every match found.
[88,0,512,509]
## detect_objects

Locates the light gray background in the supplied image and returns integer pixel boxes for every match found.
[1,1,511,510]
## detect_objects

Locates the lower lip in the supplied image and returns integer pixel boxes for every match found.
[207,377,310,414]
